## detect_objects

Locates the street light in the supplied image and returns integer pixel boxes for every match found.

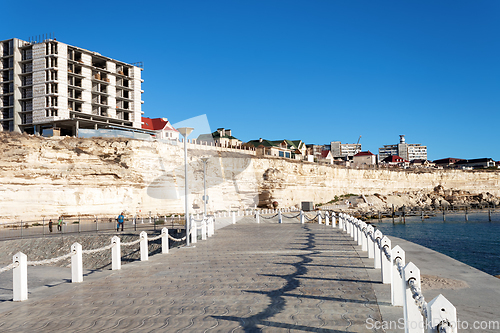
[178,127,194,246]
[200,157,209,217]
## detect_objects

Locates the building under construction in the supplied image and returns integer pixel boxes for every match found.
[0,37,144,136]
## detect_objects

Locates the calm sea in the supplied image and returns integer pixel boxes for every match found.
[373,211,500,276]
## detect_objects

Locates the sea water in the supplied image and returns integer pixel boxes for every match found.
[373,211,500,276]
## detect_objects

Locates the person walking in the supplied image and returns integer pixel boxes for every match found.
[117,212,125,232]
[48,219,53,233]
[57,216,63,232]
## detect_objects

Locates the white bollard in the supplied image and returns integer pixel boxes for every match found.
[403,262,424,333]
[318,213,322,224]
[391,245,405,306]
[381,236,392,284]
[374,230,383,269]
[332,216,336,228]
[339,216,343,229]
[191,220,197,243]
[13,252,28,301]
[366,226,375,259]
[202,219,207,240]
[325,212,329,226]
[256,211,260,224]
[360,223,367,250]
[300,210,304,224]
[353,221,358,242]
[427,294,457,333]
[279,210,282,224]
[112,236,121,270]
[71,242,83,283]
[140,231,148,261]
[232,211,236,224]
[161,228,169,254]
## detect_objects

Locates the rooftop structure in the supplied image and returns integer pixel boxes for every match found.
[197,128,242,147]
[0,37,143,135]
[378,135,427,161]
[141,117,178,140]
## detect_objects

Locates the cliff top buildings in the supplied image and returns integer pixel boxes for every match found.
[0,37,144,136]
[378,135,427,161]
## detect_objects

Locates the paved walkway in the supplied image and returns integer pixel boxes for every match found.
[0,217,384,332]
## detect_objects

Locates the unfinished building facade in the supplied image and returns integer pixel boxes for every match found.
[0,37,144,135]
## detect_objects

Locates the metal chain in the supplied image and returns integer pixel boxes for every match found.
[438,320,453,333]
[282,213,301,219]
[381,244,391,261]
[27,252,73,266]
[0,262,19,274]
[260,213,279,220]
[395,257,405,278]
[408,278,429,319]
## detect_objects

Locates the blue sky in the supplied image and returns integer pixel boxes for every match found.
[4,1,499,160]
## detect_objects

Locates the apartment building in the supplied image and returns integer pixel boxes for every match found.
[330,141,361,159]
[0,38,143,135]
[378,135,427,161]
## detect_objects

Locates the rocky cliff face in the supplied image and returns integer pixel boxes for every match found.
[0,133,499,222]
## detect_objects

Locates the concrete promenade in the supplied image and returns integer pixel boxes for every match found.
[0,216,385,332]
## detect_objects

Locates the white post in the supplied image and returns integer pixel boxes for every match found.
[300,210,304,224]
[278,210,282,224]
[403,262,424,333]
[232,211,236,224]
[256,211,260,224]
[367,226,375,259]
[202,219,207,240]
[161,228,169,254]
[140,231,148,261]
[191,220,197,243]
[339,216,343,229]
[318,213,322,224]
[391,245,405,306]
[13,252,28,302]
[374,230,383,269]
[112,236,121,270]
[332,216,336,228]
[360,223,367,251]
[353,221,358,242]
[325,212,329,225]
[381,236,392,284]
[427,294,457,333]
[71,242,83,283]
[209,217,214,236]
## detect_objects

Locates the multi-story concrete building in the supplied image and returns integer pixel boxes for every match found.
[0,37,143,135]
[330,141,361,159]
[378,135,427,161]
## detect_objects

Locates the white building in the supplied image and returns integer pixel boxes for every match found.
[330,141,361,158]
[378,135,427,161]
[0,37,144,135]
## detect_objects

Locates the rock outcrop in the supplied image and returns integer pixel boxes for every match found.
[0,132,499,222]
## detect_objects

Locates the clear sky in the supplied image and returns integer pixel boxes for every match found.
[4,0,499,160]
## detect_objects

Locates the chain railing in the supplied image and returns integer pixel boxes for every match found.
[0,219,214,302]
[337,212,458,333]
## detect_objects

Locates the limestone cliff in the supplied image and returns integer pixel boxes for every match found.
[0,133,498,222]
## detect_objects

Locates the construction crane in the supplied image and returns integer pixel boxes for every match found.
[355,135,362,154]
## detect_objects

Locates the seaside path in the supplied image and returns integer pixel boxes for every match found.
[0,216,384,332]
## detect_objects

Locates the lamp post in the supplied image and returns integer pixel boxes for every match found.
[200,157,209,217]
[178,127,194,246]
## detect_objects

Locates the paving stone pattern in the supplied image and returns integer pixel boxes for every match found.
[0,217,384,332]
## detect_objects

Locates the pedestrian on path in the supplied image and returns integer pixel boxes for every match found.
[117,212,125,232]
[57,216,63,231]
[48,219,53,233]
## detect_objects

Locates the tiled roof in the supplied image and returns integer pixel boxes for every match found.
[141,117,178,132]
[354,151,374,157]
[321,150,331,158]
[382,155,408,163]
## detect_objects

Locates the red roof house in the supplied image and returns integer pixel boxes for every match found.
[141,117,179,140]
